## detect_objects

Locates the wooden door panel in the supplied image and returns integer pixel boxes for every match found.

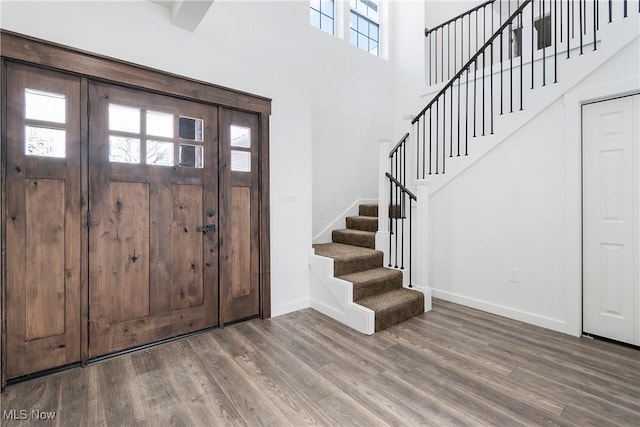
[220,109,260,324]
[88,82,218,357]
[5,63,81,378]
[25,179,66,340]
[171,184,204,310]
[231,186,252,298]
[107,182,151,323]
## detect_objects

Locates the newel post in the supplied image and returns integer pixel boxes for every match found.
[414,179,432,312]
[376,138,391,266]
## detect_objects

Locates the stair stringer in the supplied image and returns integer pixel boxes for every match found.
[309,248,375,335]
[424,13,639,196]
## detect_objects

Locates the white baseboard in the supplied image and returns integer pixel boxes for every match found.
[432,289,567,334]
[271,298,310,318]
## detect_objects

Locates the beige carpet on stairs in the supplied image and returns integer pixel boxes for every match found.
[313,203,423,332]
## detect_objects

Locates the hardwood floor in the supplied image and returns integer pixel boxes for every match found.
[2,299,639,426]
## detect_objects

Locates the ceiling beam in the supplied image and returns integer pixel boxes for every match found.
[171,0,215,32]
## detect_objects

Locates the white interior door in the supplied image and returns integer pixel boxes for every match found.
[582,94,639,346]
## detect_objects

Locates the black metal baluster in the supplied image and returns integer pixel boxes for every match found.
[388,177,392,267]
[474,59,477,137]
[510,18,514,113]
[543,0,546,86]
[490,42,494,134]
[435,30,438,83]
[447,24,451,79]
[441,26,445,83]
[482,51,486,136]
[573,0,576,37]
[530,0,535,90]
[457,76,461,156]
[469,12,472,64]
[428,32,432,86]
[568,0,572,58]
[408,199,412,288]
[500,2,504,115]
[608,0,612,23]
[403,140,406,190]
[596,0,600,30]
[465,69,469,155]
[461,15,465,69]
[428,110,431,175]
[624,0,628,17]
[476,10,479,55]
[450,85,453,157]
[579,0,583,54]
[435,99,439,174]
[560,0,564,41]
[593,0,597,50]
[443,91,446,174]
[520,10,524,111]
[416,118,420,180]
[400,191,404,270]
[424,113,428,177]
[454,20,457,72]
[555,0,558,82]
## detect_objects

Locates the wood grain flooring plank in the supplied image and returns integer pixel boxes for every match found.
[2,300,638,427]
[509,366,640,426]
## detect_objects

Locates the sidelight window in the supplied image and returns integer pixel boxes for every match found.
[24,88,67,158]
[230,125,251,172]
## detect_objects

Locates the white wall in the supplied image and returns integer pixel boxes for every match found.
[0,0,397,316]
[428,36,640,334]
[309,22,393,239]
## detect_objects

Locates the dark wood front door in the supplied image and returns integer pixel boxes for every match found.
[219,108,260,324]
[4,63,82,378]
[87,83,219,357]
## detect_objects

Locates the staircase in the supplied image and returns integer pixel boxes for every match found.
[310,0,638,335]
[312,204,425,333]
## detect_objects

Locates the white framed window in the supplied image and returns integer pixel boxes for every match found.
[310,0,335,35]
[349,0,379,56]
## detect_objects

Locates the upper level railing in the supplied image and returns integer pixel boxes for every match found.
[414,0,637,179]
[426,0,501,86]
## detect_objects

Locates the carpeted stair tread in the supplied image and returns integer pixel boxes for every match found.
[346,216,378,232]
[356,288,424,332]
[332,229,376,249]
[359,204,378,217]
[339,267,403,301]
[313,243,383,276]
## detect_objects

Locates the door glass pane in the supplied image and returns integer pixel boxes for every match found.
[179,116,204,141]
[231,150,251,172]
[147,140,174,166]
[146,111,174,138]
[230,125,251,148]
[25,89,65,124]
[109,135,141,163]
[179,144,204,168]
[109,104,140,133]
[25,126,65,158]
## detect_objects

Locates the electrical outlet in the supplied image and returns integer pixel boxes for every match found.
[319,209,325,219]
[508,268,519,283]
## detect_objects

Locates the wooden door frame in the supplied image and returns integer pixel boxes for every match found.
[0,30,271,389]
